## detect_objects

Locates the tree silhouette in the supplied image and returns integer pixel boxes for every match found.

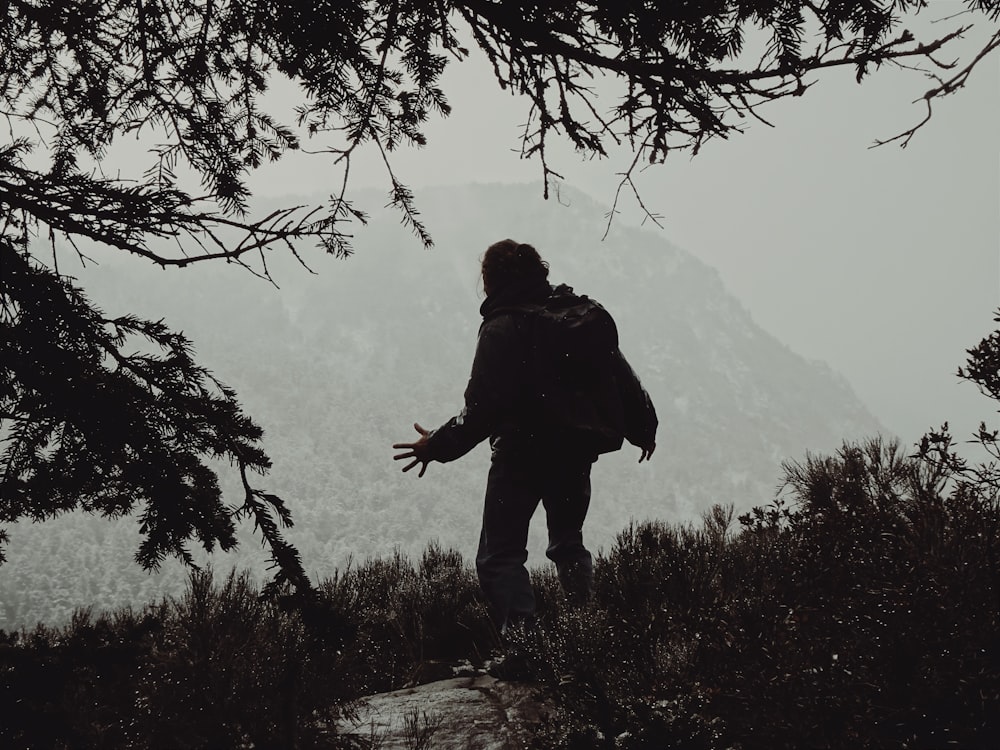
[2,0,998,588]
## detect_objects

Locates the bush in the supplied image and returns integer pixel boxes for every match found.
[316,541,492,694]
[0,606,164,748]
[0,569,355,749]
[526,438,1000,749]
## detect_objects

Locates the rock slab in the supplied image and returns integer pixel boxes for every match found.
[336,674,549,749]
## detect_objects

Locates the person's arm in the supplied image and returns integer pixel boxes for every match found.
[614,349,658,462]
[425,316,522,462]
[393,316,523,475]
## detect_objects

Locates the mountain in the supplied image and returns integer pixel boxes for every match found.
[0,182,883,630]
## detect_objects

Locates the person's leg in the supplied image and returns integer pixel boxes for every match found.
[476,453,542,634]
[542,457,594,607]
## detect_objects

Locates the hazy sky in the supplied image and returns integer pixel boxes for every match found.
[115,8,999,446]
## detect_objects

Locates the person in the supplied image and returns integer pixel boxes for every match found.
[393,239,657,635]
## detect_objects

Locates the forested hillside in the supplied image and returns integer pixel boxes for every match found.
[0,183,883,630]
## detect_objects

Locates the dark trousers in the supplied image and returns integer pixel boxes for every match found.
[476,449,595,634]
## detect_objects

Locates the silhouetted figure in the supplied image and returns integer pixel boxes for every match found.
[394,239,657,635]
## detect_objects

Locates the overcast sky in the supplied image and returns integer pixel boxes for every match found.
[250,10,1000,447]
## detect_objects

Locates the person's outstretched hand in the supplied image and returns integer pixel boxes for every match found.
[393,423,432,477]
[639,442,656,463]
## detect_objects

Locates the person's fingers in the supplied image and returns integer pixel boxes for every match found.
[394,424,429,451]
[396,426,431,475]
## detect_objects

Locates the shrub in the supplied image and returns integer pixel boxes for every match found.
[527,439,1000,748]
[316,542,491,694]
[0,606,163,748]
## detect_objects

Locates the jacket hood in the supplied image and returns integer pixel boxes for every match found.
[480,275,553,318]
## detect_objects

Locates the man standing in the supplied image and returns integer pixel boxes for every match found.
[393,239,657,635]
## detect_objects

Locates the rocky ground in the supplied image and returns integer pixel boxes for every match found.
[336,662,550,750]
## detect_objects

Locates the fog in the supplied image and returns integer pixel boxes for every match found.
[244,20,999,447]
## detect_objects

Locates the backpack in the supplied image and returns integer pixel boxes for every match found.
[494,285,627,454]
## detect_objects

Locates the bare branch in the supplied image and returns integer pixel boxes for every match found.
[873,27,1000,148]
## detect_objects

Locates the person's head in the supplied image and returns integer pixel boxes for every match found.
[481,239,548,297]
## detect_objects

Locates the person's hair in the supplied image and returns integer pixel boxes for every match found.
[481,239,548,295]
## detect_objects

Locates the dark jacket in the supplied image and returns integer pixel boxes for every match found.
[424,276,657,463]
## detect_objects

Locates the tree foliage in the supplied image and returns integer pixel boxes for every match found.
[0,239,310,590]
[3,0,1000,587]
[3,1,999,261]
